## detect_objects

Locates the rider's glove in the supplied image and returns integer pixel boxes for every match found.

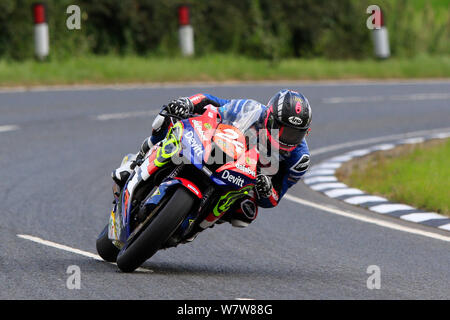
[255,174,273,199]
[167,97,194,118]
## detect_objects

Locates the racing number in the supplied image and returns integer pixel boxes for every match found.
[215,127,245,154]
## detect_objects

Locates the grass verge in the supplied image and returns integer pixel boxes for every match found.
[0,54,449,87]
[336,138,450,216]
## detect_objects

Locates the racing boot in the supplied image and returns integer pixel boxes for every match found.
[111,137,154,188]
[111,153,138,189]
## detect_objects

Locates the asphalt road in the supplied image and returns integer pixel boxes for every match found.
[0,80,449,299]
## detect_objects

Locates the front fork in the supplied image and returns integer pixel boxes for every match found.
[108,144,161,244]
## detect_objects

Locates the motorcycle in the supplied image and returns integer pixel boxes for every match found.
[96,100,264,272]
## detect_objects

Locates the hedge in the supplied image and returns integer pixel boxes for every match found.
[0,0,448,61]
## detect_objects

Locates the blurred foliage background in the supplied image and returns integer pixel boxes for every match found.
[0,0,448,61]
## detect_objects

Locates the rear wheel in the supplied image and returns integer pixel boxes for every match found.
[96,224,120,262]
[116,186,195,272]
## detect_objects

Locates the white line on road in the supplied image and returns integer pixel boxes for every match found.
[310,126,450,156]
[1,79,449,94]
[18,234,102,260]
[17,234,153,273]
[0,125,19,133]
[323,92,450,104]
[284,194,450,242]
[94,110,159,121]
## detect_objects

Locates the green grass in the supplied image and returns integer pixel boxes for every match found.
[0,54,449,87]
[338,139,450,216]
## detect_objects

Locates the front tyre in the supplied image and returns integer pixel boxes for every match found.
[116,186,195,272]
[96,224,120,262]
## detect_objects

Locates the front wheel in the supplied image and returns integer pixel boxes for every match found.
[96,224,120,262]
[116,186,195,272]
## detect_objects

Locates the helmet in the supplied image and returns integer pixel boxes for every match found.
[264,89,312,152]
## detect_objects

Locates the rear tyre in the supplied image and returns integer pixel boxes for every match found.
[116,187,195,272]
[96,224,120,262]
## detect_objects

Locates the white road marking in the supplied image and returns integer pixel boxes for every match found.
[17,234,153,273]
[430,132,450,139]
[369,204,416,214]
[392,92,450,101]
[310,127,450,156]
[303,176,337,184]
[323,96,384,104]
[1,79,449,94]
[400,213,448,223]
[314,162,342,169]
[328,155,354,162]
[399,137,425,144]
[344,195,387,205]
[305,169,336,176]
[310,183,348,191]
[284,194,450,242]
[439,224,450,231]
[369,144,396,151]
[323,92,450,104]
[324,188,364,198]
[0,125,19,133]
[94,110,159,121]
[344,149,371,157]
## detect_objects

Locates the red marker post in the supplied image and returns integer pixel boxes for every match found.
[178,5,194,56]
[32,3,49,60]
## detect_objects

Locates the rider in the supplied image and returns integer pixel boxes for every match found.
[112,89,312,229]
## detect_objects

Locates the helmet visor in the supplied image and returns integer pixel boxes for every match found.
[278,126,307,146]
[266,113,306,150]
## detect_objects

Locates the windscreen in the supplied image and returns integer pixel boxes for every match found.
[219,99,264,134]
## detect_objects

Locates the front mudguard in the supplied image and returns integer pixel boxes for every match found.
[108,204,124,248]
[142,177,202,209]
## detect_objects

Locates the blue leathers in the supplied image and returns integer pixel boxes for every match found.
[151,93,311,209]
